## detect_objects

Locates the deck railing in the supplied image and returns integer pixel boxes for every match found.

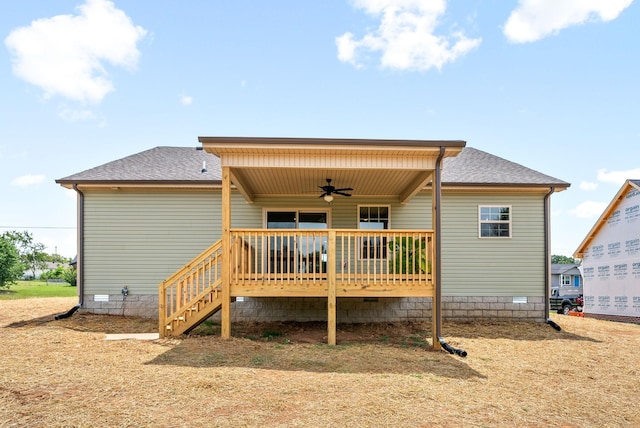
[229,229,433,287]
[158,240,223,335]
[159,229,434,336]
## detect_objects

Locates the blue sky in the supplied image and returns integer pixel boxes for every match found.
[1,0,638,259]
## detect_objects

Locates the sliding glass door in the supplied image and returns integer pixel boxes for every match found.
[266,210,328,274]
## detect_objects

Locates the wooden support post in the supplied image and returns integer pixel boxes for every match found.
[158,282,166,339]
[327,230,337,345]
[221,166,231,340]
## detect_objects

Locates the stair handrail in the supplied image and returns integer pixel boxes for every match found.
[159,239,223,337]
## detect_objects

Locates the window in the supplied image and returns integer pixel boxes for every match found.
[561,275,572,286]
[479,206,511,238]
[359,205,389,259]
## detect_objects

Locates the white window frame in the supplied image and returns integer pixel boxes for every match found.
[560,274,572,286]
[357,205,390,260]
[478,205,512,238]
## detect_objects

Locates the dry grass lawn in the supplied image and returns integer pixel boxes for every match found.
[1,297,639,427]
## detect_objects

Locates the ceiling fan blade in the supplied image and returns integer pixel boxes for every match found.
[334,191,352,197]
[334,187,353,192]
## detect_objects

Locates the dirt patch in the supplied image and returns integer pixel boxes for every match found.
[1,297,639,427]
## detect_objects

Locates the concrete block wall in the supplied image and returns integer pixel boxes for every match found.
[81,294,159,318]
[81,294,545,322]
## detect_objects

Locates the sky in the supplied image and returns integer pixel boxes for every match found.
[1,0,639,259]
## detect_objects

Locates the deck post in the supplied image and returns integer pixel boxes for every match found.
[221,166,231,340]
[327,230,337,345]
[158,282,166,338]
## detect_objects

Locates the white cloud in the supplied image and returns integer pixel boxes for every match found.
[596,167,640,185]
[579,181,598,191]
[4,0,147,104]
[58,105,97,122]
[569,200,608,218]
[180,95,193,106]
[11,174,46,187]
[504,0,633,43]
[337,0,481,71]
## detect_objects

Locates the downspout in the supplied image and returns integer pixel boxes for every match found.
[434,147,467,357]
[55,183,84,320]
[544,186,561,331]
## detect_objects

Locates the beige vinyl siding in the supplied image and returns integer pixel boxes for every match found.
[83,188,545,298]
[84,190,222,295]
[440,192,546,297]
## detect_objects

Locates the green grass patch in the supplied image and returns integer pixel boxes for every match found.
[261,330,283,340]
[0,280,77,300]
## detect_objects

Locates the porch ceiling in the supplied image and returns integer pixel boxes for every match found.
[199,137,466,204]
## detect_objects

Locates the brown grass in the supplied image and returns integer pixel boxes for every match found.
[1,297,639,427]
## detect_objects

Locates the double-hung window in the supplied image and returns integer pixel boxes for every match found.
[359,205,389,259]
[561,275,572,286]
[479,206,511,238]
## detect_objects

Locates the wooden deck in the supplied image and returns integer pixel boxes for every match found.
[159,229,434,340]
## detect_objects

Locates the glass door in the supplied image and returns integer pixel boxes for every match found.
[266,211,328,274]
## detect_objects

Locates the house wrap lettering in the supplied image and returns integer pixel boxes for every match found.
[614,296,628,311]
[608,242,621,257]
[598,295,611,310]
[592,244,604,259]
[583,266,595,279]
[626,238,640,255]
[608,209,621,226]
[625,204,639,223]
[614,264,628,279]
[597,265,610,279]
[633,262,640,279]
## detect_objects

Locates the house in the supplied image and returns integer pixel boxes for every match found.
[574,179,640,323]
[550,263,583,293]
[56,137,570,347]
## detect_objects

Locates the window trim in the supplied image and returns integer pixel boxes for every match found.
[560,274,572,286]
[357,204,391,260]
[478,205,512,239]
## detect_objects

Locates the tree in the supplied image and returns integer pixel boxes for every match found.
[62,267,77,287]
[0,236,22,288]
[551,254,577,264]
[1,231,47,279]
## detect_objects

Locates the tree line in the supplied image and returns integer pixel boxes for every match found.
[0,230,76,288]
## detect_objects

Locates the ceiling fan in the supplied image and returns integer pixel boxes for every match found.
[319,178,352,202]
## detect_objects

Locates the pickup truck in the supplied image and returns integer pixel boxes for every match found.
[550,287,583,315]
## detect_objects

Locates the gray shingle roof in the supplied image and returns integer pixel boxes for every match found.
[442,147,569,187]
[57,145,569,187]
[57,147,221,183]
[551,264,581,275]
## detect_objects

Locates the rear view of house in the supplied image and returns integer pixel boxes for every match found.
[56,137,570,346]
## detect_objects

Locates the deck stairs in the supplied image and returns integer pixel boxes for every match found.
[160,240,230,337]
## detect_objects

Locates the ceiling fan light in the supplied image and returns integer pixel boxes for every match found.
[323,194,334,203]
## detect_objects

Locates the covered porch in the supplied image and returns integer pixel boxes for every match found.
[159,137,466,349]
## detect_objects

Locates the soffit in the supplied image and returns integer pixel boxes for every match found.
[199,137,465,203]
